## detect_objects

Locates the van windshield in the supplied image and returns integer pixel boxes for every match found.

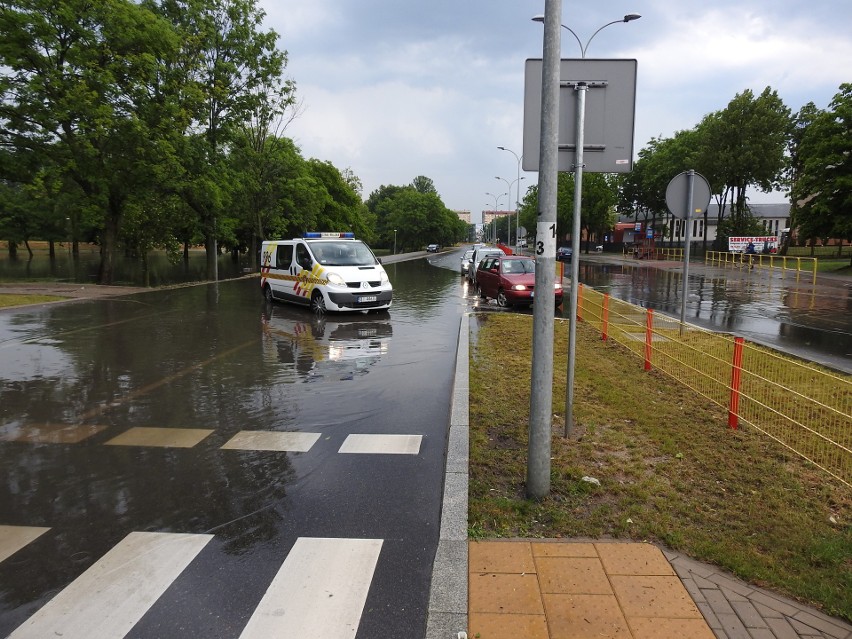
[309,240,378,266]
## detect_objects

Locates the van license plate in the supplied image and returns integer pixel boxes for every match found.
[358,295,377,303]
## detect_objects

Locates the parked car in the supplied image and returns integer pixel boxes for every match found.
[426,243,439,252]
[475,255,563,308]
[460,249,475,275]
[467,247,505,284]
[556,246,573,262]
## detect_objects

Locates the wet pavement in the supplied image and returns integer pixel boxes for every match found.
[0,254,463,638]
[575,253,852,374]
[1,248,849,638]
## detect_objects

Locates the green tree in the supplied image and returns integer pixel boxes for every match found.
[517,172,618,248]
[152,0,290,279]
[411,175,437,195]
[0,0,185,283]
[708,87,792,228]
[372,185,463,251]
[790,84,852,263]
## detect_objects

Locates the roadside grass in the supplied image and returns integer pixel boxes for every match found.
[815,260,852,274]
[469,312,852,621]
[0,294,66,308]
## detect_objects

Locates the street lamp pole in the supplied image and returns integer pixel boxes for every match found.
[532,12,640,438]
[531,13,641,59]
[485,192,506,243]
[495,175,525,248]
[498,146,523,248]
[393,229,397,255]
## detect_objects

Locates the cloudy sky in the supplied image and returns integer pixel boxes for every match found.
[259,0,851,223]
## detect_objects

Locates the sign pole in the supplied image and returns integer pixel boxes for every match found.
[679,169,695,334]
[565,83,586,438]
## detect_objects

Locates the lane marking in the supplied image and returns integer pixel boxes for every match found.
[221,431,321,452]
[104,427,214,448]
[8,531,212,639]
[0,525,50,563]
[0,423,107,444]
[239,537,382,639]
[339,433,423,455]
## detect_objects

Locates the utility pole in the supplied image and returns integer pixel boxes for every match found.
[527,0,562,499]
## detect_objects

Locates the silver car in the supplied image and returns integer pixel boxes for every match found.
[460,249,474,275]
[467,247,505,284]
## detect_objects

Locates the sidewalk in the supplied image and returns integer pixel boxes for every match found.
[425,312,852,639]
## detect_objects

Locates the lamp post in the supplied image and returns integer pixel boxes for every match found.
[531,13,641,58]
[495,175,525,247]
[485,192,506,243]
[532,12,640,439]
[498,146,524,248]
[393,229,397,255]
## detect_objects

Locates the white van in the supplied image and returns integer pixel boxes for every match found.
[260,233,392,313]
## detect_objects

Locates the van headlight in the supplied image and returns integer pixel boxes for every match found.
[380,270,390,285]
[327,272,346,286]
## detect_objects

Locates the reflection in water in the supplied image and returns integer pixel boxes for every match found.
[0,261,466,633]
[0,250,247,286]
[577,261,852,372]
[261,305,392,383]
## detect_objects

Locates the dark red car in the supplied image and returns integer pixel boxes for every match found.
[475,255,563,308]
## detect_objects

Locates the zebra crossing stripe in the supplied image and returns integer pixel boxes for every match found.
[239,537,383,639]
[339,433,422,454]
[8,531,213,639]
[0,525,50,563]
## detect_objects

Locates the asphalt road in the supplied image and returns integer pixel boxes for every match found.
[0,257,462,639]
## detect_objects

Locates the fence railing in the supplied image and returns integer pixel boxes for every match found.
[705,251,818,284]
[574,283,852,489]
[621,247,684,261]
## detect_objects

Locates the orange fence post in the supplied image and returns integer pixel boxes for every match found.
[577,283,584,321]
[728,337,744,430]
[644,309,654,371]
[602,293,609,341]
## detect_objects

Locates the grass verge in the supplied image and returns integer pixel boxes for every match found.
[0,294,66,309]
[469,312,851,621]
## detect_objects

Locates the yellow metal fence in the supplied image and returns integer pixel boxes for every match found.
[576,283,852,488]
[621,247,684,260]
[705,251,818,284]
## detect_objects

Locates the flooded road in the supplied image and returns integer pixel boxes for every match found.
[0,258,462,638]
[576,258,852,374]
[432,247,850,373]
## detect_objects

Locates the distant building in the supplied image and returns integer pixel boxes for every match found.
[455,210,471,225]
[481,209,515,226]
[614,203,791,246]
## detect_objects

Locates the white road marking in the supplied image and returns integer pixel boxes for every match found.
[221,430,321,452]
[8,531,213,639]
[104,427,213,448]
[239,537,383,639]
[0,525,50,563]
[339,433,423,454]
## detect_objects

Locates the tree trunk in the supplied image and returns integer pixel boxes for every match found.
[98,212,120,284]
[205,232,218,281]
[8,241,18,259]
[49,240,56,259]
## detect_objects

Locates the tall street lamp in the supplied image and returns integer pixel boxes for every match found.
[532,12,640,441]
[393,229,397,255]
[485,192,506,243]
[498,146,524,248]
[531,13,641,58]
[495,175,525,247]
